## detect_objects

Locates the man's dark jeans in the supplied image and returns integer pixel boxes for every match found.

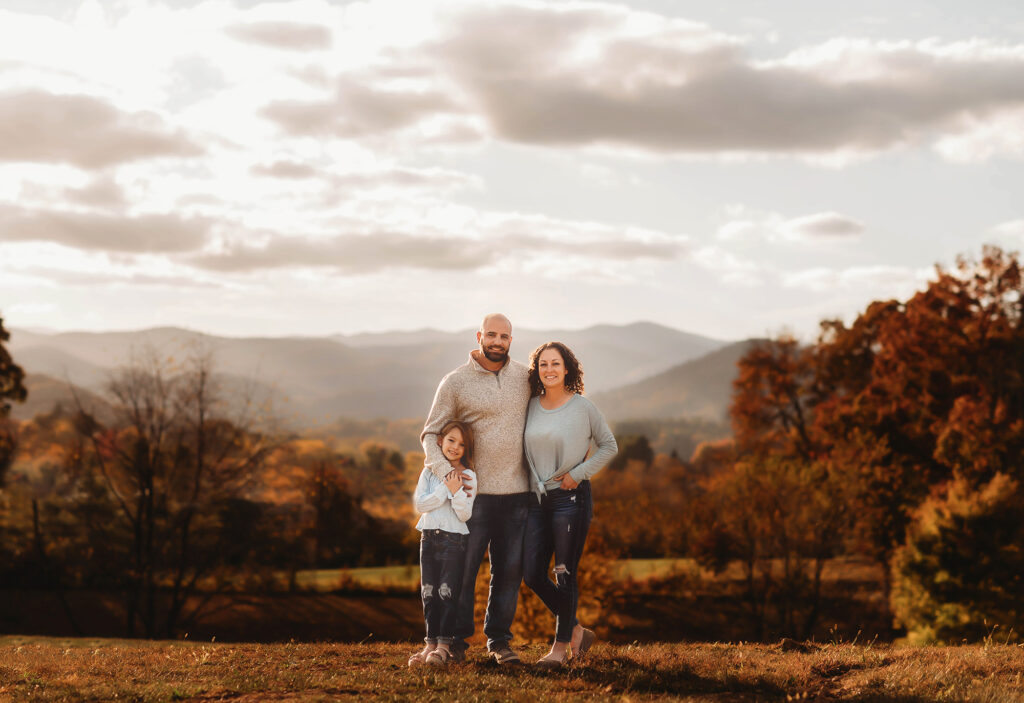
[452,492,530,654]
[419,529,468,645]
[523,481,593,642]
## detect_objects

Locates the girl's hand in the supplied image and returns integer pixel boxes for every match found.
[559,473,579,490]
[444,469,462,494]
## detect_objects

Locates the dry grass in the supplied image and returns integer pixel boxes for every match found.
[1,636,1022,702]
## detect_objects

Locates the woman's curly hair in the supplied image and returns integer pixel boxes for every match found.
[528,341,585,398]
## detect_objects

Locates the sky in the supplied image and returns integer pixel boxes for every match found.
[2,0,1024,342]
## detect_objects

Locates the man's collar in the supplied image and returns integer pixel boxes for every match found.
[469,350,509,373]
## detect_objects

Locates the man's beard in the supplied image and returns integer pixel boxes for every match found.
[482,345,509,363]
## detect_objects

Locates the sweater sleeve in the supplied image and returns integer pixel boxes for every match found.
[420,374,458,480]
[568,400,618,484]
[451,470,476,522]
[413,469,452,515]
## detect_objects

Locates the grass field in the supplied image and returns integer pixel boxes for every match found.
[294,557,883,592]
[1,636,1022,702]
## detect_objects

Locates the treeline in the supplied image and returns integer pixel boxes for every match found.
[0,345,418,639]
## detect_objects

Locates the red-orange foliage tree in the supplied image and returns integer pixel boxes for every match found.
[814,245,1024,570]
[712,245,1024,641]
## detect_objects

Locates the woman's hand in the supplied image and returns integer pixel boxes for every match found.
[559,473,579,490]
[444,469,462,494]
[460,471,474,497]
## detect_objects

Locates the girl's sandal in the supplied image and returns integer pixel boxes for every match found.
[408,646,434,667]
[426,648,453,667]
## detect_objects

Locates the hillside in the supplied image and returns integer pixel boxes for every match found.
[591,339,763,422]
[9,374,114,423]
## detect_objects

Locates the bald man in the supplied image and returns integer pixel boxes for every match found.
[420,313,532,664]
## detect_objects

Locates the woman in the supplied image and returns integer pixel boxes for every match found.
[523,341,617,668]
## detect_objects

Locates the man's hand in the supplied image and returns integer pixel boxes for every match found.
[559,473,579,490]
[444,469,462,494]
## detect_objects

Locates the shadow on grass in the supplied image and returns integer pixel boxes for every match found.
[456,654,958,703]
[458,654,786,698]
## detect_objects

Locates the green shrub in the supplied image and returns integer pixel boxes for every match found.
[891,473,1024,644]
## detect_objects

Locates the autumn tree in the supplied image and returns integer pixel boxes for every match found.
[891,473,1024,644]
[0,315,27,485]
[814,245,1024,569]
[691,335,853,639]
[71,348,272,638]
[607,434,654,473]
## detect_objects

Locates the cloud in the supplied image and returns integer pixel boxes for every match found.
[0,90,202,168]
[329,167,482,192]
[0,205,210,253]
[242,3,1024,159]
[399,4,1024,160]
[250,161,319,179]
[62,176,128,209]
[262,75,462,138]
[990,219,1024,238]
[691,245,768,287]
[224,21,332,51]
[782,265,927,292]
[190,232,497,273]
[784,212,864,238]
[187,215,686,274]
[8,265,221,289]
[717,207,865,242]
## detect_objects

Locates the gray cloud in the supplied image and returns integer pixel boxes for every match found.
[250,160,319,179]
[785,212,864,238]
[0,205,210,252]
[398,4,1024,156]
[248,162,482,193]
[329,167,481,192]
[18,266,221,289]
[63,176,128,209]
[262,76,462,137]
[0,90,202,168]
[187,225,685,274]
[225,21,332,51]
[190,232,497,272]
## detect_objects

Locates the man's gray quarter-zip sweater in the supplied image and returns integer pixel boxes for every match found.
[421,352,531,495]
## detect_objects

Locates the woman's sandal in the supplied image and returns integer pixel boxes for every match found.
[572,628,596,657]
[426,648,453,667]
[534,650,570,670]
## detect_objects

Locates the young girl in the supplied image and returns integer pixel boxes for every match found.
[408,420,477,667]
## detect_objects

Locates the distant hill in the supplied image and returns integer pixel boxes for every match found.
[7,322,730,425]
[11,374,115,424]
[591,339,764,422]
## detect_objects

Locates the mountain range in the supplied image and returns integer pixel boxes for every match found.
[7,322,753,426]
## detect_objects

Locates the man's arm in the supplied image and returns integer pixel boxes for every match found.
[451,470,476,522]
[420,374,459,480]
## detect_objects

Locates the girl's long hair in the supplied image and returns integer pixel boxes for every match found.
[437,419,475,470]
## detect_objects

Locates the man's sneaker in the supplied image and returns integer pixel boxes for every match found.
[489,646,522,665]
[449,647,466,664]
